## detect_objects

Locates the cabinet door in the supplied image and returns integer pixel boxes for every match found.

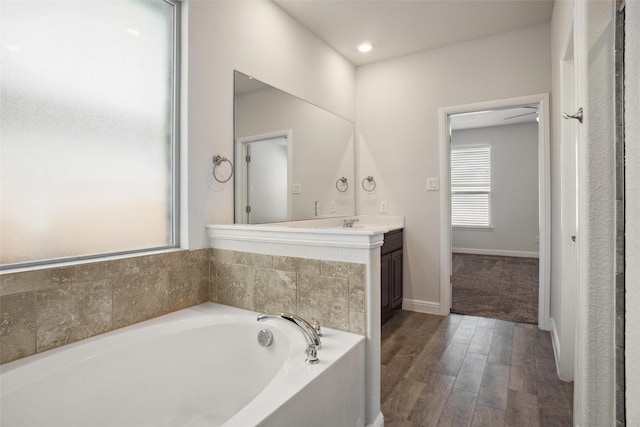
[381,253,391,322]
[391,249,403,310]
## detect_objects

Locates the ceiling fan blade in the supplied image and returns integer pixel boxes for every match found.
[504,111,537,120]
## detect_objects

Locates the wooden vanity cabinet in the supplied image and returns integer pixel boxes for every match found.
[381,229,403,325]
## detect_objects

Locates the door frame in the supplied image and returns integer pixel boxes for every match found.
[234,129,293,223]
[555,18,578,382]
[438,93,551,331]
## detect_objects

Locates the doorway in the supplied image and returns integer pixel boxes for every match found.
[449,106,540,324]
[235,131,292,224]
[439,94,551,330]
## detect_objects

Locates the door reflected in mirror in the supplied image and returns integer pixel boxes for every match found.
[237,133,290,224]
[233,71,355,224]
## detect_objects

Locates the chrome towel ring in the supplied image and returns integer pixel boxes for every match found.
[336,177,349,192]
[362,176,376,192]
[213,155,233,183]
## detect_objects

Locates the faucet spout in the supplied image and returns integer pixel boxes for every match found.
[257,312,321,364]
[343,218,359,228]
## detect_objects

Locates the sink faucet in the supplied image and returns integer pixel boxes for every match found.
[257,312,322,364]
[343,218,359,228]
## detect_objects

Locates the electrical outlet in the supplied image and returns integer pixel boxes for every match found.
[329,201,336,213]
[292,183,301,194]
[426,178,439,191]
[380,201,388,213]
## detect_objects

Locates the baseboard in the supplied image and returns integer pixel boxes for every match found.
[452,247,539,258]
[402,298,442,315]
[549,317,573,382]
[549,317,562,376]
[367,411,384,427]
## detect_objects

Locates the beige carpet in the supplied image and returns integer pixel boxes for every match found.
[451,253,539,324]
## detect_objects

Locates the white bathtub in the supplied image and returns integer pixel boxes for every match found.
[0,303,365,427]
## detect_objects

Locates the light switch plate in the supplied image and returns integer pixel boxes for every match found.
[292,183,301,194]
[427,178,439,191]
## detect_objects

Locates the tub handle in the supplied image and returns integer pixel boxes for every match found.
[311,318,322,337]
[306,345,318,363]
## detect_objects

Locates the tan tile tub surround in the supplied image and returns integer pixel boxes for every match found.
[0,250,209,364]
[210,249,366,335]
[1,248,366,365]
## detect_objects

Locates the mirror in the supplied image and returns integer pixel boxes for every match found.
[233,71,355,224]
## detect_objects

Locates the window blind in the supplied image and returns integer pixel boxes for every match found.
[451,146,491,227]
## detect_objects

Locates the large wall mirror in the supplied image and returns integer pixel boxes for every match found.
[233,71,355,224]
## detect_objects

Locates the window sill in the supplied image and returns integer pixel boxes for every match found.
[0,247,185,275]
[452,226,494,231]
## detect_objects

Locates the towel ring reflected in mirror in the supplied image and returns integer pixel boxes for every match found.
[336,177,349,192]
[213,155,233,183]
[362,176,376,192]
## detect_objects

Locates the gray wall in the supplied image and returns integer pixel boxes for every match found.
[451,122,539,255]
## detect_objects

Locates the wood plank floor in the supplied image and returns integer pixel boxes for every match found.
[381,311,573,427]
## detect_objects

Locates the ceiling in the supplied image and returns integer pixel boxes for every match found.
[240,2,550,131]
[273,0,554,66]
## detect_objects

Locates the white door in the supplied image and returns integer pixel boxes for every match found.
[244,136,289,224]
[557,23,579,381]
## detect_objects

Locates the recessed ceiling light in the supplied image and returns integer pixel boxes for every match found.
[358,43,373,53]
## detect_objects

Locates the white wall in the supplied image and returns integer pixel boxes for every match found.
[185,0,355,248]
[625,0,639,424]
[572,0,616,424]
[451,122,539,255]
[355,23,551,307]
[550,1,632,422]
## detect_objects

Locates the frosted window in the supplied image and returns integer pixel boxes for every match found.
[451,146,492,228]
[0,0,179,266]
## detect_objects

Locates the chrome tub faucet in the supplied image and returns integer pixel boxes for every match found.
[257,312,322,364]
[343,218,359,228]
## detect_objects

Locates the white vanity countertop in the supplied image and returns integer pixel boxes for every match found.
[206,216,404,254]
[240,215,404,233]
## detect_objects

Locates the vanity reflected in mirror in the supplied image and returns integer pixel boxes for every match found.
[233,71,355,224]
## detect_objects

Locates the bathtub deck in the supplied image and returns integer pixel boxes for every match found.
[380,310,573,427]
